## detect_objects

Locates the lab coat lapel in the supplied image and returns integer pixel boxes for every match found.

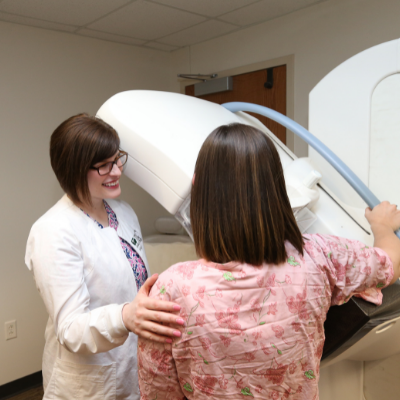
[109,201,149,274]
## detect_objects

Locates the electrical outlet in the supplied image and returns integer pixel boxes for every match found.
[5,320,17,340]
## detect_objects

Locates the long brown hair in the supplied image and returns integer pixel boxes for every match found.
[50,113,120,206]
[191,123,303,265]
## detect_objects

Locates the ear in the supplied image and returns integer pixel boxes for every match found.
[192,173,195,186]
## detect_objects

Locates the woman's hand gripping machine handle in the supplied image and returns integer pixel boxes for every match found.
[221,102,400,239]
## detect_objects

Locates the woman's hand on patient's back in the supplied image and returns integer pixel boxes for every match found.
[365,201,400,283]
[122,274,184,343]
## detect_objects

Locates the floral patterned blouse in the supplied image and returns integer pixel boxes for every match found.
[81,201,148,291]
[138,234,393,400]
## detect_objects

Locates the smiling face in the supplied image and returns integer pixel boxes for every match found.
[87,152,122,204]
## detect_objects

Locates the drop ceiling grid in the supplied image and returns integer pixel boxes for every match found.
[86,1,208,41]
[147,0,263,18]
[77,29,147,46]
[0,0,328,51]
[158,20,238,48]
[220,0,325,26]
[0,0,133,26]
[0,11,78,33]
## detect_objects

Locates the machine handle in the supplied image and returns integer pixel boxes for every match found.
[375,322,396,334]
[222,101,400,239]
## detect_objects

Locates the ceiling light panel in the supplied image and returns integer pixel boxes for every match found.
[88,0,206,41]
[151,0,260,18]
[159,20,237,47]
[219,0,324,26]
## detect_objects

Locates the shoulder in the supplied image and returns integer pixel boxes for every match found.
[149,260,204,299]
[30,196,81,234]
[303,233,342,252]
[304,233,367,254]
[26,196,89,256]
[26,197,87,268]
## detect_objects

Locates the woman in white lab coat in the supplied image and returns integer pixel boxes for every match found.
[25,114,184,400]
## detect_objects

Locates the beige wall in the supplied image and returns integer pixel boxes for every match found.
[0,21,172,385]
[170,0,400,156]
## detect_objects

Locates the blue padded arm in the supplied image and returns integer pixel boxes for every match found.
[222,101,400,239]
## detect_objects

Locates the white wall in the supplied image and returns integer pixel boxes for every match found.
[170,0,400,157]
[0,21,172,385]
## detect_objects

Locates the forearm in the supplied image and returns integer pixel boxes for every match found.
[371,224,400,284]
[59,303,129,354]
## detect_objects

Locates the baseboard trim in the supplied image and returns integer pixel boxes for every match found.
[0,371,42,400]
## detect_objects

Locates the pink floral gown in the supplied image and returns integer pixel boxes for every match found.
[138,234,394,400]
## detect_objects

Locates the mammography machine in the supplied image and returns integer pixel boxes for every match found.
[97,38,400,400]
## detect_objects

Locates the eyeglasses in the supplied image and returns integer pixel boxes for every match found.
[90,151,128,176]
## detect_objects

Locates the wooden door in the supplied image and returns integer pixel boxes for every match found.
[185,65,286,144]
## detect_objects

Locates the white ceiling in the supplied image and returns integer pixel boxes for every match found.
[0,0,326,52]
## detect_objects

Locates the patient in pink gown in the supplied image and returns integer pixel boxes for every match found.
[138,123,400,400]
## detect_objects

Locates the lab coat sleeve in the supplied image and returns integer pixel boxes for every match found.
[25,221,129,355]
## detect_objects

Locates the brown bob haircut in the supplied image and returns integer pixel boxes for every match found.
[191,123,304,266]
[50,113,120,206]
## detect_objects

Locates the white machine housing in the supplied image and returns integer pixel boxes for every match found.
[98,91,248,214]
[97,90,371,245]
[309,37,400,209]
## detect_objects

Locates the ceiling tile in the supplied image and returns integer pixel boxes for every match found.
[150,0,260,18]
[0,11,76,32]
[159,19,237,47]
[0,0,131,26]
[88,0,206,41]
[77,29,146,46]
[219,0,324,26]
[144,41,179,52]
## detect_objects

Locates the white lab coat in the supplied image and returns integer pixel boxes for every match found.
[25,195,150,400]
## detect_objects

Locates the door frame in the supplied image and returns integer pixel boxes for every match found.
[178,55,295,152]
